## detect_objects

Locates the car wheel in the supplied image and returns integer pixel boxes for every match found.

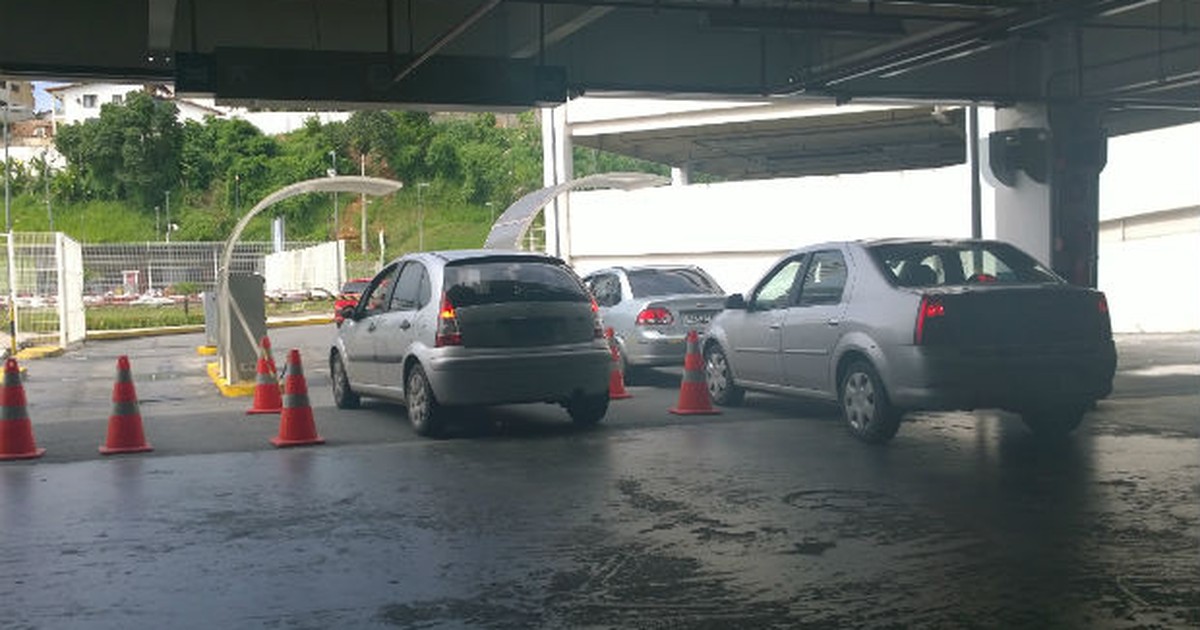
[704,344,744,406]
[566,392,609,427]
[330,352,360,409]
[406,365,441,437]
[840,360,901,444]
[613,344,644,386]
[1021,404,1086,439]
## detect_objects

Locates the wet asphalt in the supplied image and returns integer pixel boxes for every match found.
[1,327,1197,629]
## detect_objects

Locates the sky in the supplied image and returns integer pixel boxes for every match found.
[33,81,65,112]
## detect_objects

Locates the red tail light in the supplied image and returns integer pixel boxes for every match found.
[914,295,945,344]
[590,296,605,339]
[635,307,673,326]
[1097,294,1109,314]
[435,292,463,347]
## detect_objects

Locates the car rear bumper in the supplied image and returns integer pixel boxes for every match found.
[886,341,1117,411]
[426,345,611,406]
[623,329,704,367]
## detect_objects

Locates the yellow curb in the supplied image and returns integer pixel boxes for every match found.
[196,345,218,356]
[87,325,206,341]
[206,362,256,398]
[15,346,65,360]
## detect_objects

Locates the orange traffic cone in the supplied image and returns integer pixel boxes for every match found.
[270,349,325,447]
[669,330,720,416]
[260,336,279,382]
[246,337,283,415]
[606,328,632,400]
[99,355,153,455]
[0,357,45,460]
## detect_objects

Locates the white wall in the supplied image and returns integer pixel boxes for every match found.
[263,241,345,294]
[566,166,972,294]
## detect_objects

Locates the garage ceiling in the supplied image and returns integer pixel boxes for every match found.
[1,0,1196,176]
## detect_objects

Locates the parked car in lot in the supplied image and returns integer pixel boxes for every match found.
[334,278,372,325]
[703,238,1116,444]
[581,265,726,378]
[330,250,612,436]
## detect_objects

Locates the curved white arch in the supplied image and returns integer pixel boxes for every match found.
[483,172,669,250]
[218,176,402,381]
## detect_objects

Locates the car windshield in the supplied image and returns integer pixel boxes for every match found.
[627,268,722,298]
[444,260,590,306]
[869,241,1062,287]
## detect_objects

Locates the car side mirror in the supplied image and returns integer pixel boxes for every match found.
[339,305,357,321]
[724,293,747,309]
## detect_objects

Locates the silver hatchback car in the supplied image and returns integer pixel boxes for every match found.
[330,250,612,436]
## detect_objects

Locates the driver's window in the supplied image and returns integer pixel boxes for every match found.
[360,264,400,316]
[752,257,805,309]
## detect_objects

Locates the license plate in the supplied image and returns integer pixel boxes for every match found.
[683,313,711,325]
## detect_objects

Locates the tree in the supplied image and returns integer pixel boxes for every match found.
[54,90,183,210]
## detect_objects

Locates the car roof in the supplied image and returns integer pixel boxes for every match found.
[585,264,705,275]
[385,249,567,267]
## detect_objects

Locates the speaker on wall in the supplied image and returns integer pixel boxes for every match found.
[988,127,1048,187]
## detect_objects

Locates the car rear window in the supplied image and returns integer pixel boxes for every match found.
[444,260,590,306]
[869,241,1062,287]
[627,268,722,298]
[341,281,369,294]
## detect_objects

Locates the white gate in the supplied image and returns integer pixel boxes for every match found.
[2,232,85,352]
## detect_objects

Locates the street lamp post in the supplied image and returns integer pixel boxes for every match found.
[328,150,338,240]
[417,182,430,250]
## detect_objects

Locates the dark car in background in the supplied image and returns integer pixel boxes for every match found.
[330,250,612,437]
[582,265,726,379]
[703,238,1116,444]
[334,278,372,325]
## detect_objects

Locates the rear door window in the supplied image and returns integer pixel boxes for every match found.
[445,260,589,306]
[797,250,847,306]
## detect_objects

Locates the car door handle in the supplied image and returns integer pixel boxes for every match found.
[769,323,782,330]
[399,320,412,330]
[826,318,840,326]
[368,321,377,332]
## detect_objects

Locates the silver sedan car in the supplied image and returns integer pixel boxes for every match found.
[330,250,612,436]
[703,239,1116,444]
[582,265,726,378]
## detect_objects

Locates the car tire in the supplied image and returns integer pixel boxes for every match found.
[567,391,609,426]
[1021,404,1086,439]
[406,364,442,437]
[840,360,901,444]
[330,352,360,409]
[704,344,744,406]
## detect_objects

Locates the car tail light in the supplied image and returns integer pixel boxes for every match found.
[591,296,605,339]
[435,292,463,347]
[1097,294,1108,314]
[914,295,945,344]
[635,306,673,326]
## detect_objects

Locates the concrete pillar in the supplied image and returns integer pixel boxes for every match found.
[541,104,573,259]
[991,105,1052,267]
[671,164,691,186]
[1047,103,1107,287]
[989,103,1107,286]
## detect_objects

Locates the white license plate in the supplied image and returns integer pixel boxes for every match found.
[683,313,711,325]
